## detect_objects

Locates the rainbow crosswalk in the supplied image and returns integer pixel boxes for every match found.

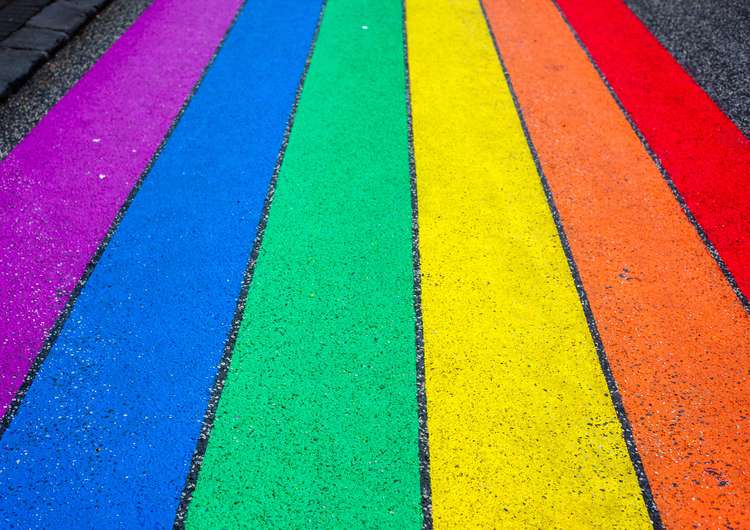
[0,0,749,528]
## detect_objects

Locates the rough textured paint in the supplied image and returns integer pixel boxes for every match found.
[623,0,750,138]
[555,0,750,306]
[404,0,650,527]
[482,0,750,527]
[0,0,323,526]
[185,0,424,527]
[0,0,242,416]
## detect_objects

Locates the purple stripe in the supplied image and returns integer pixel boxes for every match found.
[0,0,242,415]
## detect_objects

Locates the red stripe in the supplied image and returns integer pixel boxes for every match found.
[555,0,750,304]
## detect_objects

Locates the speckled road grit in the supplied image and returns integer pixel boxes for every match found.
[0,0,322,527]
[483,0,750,527]
[185,0,424,527]
[404,0,650,527]
[0,0,241,417]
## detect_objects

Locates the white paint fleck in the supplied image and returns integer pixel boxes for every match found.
[92,138,101,143]
[362,25,368,30]
[98,174,106,180]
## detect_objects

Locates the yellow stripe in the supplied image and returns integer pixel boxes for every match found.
[405,0,651,527]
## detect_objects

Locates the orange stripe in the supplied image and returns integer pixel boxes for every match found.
[482,0,750,527]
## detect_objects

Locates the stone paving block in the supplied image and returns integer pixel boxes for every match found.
[2,26,67,54]
[0,21,21,40]
[27,1,87,34]
[0,1,50,40]
[64,0,108,14]
[0,47,45,85]
[12,0,50,6]
[0,0,109,99]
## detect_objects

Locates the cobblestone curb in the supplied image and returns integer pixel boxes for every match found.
[0,0,110,99]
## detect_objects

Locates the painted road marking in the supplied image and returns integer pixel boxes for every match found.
[404,0,650,527]
[0,0,242,418]
[185,0,424,527]
[557,0,750,308]
[482,0,750,527]
[0,0,323,526]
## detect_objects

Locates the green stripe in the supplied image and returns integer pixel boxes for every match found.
[185,0,422,527]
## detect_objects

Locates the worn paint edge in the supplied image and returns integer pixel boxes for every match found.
[401,1,434,528]
[171,1,329,526]
[478,1,663,527]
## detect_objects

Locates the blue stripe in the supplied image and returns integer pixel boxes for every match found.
[0,1,323,527]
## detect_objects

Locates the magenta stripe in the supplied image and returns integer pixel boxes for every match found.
[0,0,242,415]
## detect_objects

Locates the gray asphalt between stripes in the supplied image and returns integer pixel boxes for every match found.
[0,0,153,157]
[623,0,750,138]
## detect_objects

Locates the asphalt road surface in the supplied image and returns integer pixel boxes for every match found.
[0,0,748,528]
